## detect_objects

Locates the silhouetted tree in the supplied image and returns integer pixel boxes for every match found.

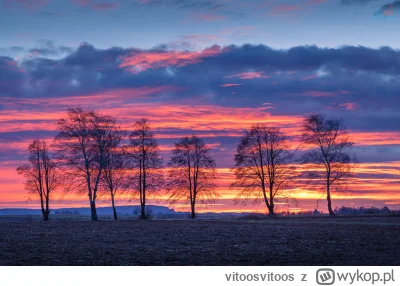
[127,119,163,219]
[301,114,356,216]
[16,139,60,221]
[166,135,218,219]
[231,124,295,215]
[54,108,117,221]
[101,128,127,220]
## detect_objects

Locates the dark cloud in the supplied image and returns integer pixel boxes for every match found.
[0,56,25,96]
[1,43,400,136]
[207,44,400,74]
[33,40,74,56]
[377,1,400,13]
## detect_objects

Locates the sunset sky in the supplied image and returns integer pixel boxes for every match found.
[1,0,399,213]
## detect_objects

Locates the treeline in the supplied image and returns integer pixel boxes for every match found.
[17,108,356,221]
[334,206,399,215]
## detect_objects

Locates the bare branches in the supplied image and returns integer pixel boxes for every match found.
[16,139,61,221]
[301,114,356,216]
[100,127,127,220]
[53,107,118,221]
[231,124,295,215]
[166,135,218,219]
[126,118,163,219]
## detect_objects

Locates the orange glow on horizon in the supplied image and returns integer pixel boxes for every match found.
[1,91,399,212]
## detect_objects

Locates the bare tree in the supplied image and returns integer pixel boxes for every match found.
[231,124,295,215]
[166,135,218,219]
[301,114,356,216]
[101,128,127,220]
[127,119,163,219]
[54,107,117,221]
[16,139,60,221]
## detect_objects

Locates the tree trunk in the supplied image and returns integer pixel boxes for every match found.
[326,183,335,216]
[268,188,275,216]
[42,210,50,221]
[190,202,196,219]
[262,189,272,215]
[44,194,50,221]
[90,200,98,221]
[140,201,146,219]
[113,207,118,220]
[111,195,118,220]
[268,205,275,216]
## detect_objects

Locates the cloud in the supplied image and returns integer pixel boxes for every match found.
[219,83,242,87]
[2,41,400,212]
[23,40,74,58]
[2,42,400,136]
[339,102,359,110]
[225,71,270,79]
[119,45,224,72]
[375,1,400,15]
[300,74,318,81]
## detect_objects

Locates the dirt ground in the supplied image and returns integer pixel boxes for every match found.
[0,216,399,265]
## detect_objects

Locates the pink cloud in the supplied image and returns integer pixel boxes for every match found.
[339,102,358,110]
[226,71,270,80]
[300,74,318,81]
[220,84,243,87]
[119,46,224,73]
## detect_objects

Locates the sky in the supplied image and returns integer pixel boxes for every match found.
[0,0,400,213]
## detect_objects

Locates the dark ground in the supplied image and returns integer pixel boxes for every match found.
[0,216,399,265]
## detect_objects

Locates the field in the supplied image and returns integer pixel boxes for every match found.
[0,216,399,266]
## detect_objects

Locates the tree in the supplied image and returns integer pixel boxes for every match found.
[166,135,218,219]
[101,128,127,220]
[127,119,163,219]
[54,107,117,221]
[231,124,295,215]
[301,114,356,216]
[16,139,60,221]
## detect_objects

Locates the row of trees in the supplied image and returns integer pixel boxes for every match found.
[17,108,356,221]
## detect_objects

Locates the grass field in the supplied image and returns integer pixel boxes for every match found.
[0,216,399,265]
